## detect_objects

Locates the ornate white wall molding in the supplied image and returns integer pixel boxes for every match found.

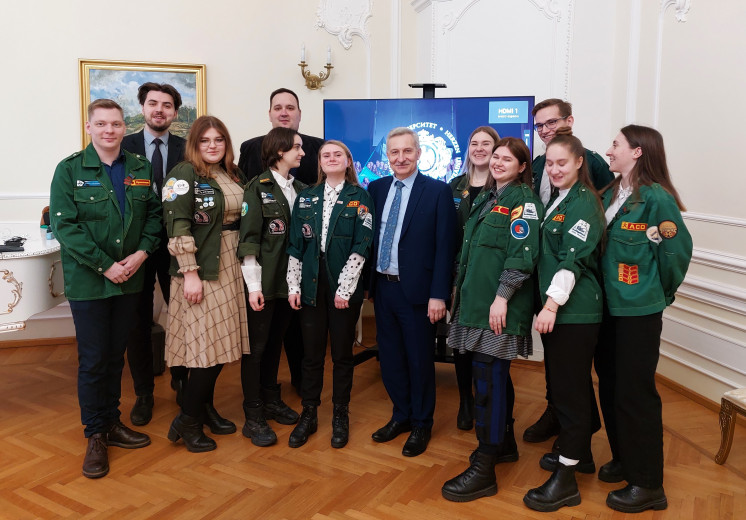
[683,211,746,228]
[415,0,574,98]
[316,0,373,96]
[316,0,372,48]
[660,345,745,391]
[691,248,746,276]
[654,0,692,126]
[676,275,746,317]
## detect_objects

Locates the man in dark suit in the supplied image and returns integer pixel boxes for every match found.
[368,127,458,457]
[237,88,324,401]
[121,82,186,426]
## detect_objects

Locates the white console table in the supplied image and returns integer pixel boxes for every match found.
[0,223,66,333]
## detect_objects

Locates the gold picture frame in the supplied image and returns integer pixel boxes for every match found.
[79,59,207,147]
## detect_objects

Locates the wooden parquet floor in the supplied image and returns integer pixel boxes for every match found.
[0,338,744,520]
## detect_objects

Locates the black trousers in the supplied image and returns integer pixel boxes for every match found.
[298,266,361,407]
[126,233,171,396]
[283,312,304,389]
[595,311,664,488]
[240,299,293,407]
[543,322,601,460]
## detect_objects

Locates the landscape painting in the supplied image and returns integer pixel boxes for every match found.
[79,60,206,147]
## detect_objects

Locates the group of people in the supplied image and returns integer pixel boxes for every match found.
[49,85,692,515]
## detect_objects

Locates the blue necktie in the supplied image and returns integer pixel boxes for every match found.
[379,180,404,271]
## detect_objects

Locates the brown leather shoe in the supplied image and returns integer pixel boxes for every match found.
[82,433,109,479]
[107,421,151,449]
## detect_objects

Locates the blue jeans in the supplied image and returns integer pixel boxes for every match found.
[69,293,139,437]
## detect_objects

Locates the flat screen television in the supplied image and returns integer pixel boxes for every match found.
[323,96,535,186]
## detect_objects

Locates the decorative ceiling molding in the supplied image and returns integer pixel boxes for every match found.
[316,0,372,49]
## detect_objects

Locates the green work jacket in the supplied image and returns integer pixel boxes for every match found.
[238,169,306,300]
[455,183,543,335]
[287,182,375,306]
[162,162,243,280]
[532,148,614,193]
[601,183,692,316]
[538,182,604,324]
[50,144,161,300]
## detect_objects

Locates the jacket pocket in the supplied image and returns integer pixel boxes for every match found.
[74,188,109,221]
[477,217,508,251]
[333,210,356,238]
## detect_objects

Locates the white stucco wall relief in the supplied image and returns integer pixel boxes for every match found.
[316,0,372,48]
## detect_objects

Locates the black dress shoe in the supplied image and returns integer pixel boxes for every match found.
[261,384,300,425]
[372,419,411,443]
[523,404,561,443]
[607,484,667,513]
[130,394,154,426]
[402,427,431,457]
[598,459,624,483]
[539,452,596,474]
[204,403,236,435]
[107,421,151,449]
[524,463,581,512]
[442,450,497,502]
[82,433,109,479]
[288,405,318,448]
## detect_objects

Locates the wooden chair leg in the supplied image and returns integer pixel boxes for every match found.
[715,398,736,464]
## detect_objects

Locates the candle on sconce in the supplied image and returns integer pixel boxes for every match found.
[301,44,306,62]
[327,46,331,65]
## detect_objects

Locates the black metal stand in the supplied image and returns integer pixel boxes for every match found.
[408,83,447,99]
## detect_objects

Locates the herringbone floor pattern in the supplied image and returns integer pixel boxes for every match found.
[0,337,743,519]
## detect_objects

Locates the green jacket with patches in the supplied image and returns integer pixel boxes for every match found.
[538,182,605,324]
[50,144,161,300]
[162,162,243,280]
[455,182,543,335]
[601,183,692,316]
[238,169,306,300]
[287,182,375,306]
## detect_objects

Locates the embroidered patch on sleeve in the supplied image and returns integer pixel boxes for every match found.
[511,205,523,220]
[568,219,590,242]
[510,219,529,239]
[522,202,539,220]
[658,220,678,239]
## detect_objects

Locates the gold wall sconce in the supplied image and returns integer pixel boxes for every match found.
[299,44,333,90]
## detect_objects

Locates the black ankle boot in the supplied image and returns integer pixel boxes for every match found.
[167,412,217,452]
[523,403,561,443]
[289,405,318,448]
[331,404,349,449]
[261,384,300,425]
[203,403,236,435]
[456,394,474,431]
[523,463,581,512]
[242,404,277,447]
[442,449,498,502]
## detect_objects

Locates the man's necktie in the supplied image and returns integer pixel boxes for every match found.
[151,138,164,196]
[378,180,404,271]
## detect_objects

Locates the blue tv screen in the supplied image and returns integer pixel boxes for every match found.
[323,96,535,186]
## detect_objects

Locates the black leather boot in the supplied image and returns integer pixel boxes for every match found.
[167,413,217,452]
[606,484,667,513]
[442,450,498,502]
[331,404,349,449]
[456,394,474,431]
[523,462,581,512]
[261,384,300,425]
[203,403,236,435]
[242,404,277,447]
[523,403,561,443]
[598,459,624,483]
[289,405,318,448]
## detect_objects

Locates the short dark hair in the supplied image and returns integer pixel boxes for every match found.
[262,127,299,170]
[269,88,300,110]
[137,82,183,111]
[88,99,123,120]
[532,98,572,118]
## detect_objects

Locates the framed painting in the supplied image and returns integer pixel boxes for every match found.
[79,59,207,147]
